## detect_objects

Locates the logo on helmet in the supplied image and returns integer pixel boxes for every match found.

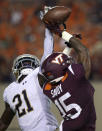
[52,54,64,64]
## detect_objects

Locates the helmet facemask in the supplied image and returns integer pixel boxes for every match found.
[42,67,67,86]
[12,54,40,82]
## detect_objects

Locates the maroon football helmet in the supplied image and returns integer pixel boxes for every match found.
[41,52,73,84]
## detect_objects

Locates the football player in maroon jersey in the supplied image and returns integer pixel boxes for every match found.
[40,28,96,131]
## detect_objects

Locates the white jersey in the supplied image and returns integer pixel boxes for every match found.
[3,28,58,131]
[3,67,58,131]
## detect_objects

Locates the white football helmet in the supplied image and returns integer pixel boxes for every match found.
[12,54,40,82]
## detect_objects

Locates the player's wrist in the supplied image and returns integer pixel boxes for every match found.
[62,31,73,42]
[63,46,72,56]
[45,28,53,37]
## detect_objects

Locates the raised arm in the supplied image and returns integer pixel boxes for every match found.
[38,28,54,87]
[61,31,91,79]
[40,28,54,64]
[0,103,15,131]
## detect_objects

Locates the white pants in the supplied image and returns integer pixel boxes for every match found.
[34,124,58,131]
[21,119,58,131]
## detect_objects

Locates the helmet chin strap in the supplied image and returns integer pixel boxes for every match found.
[21,68,33,75]
[17,68,33,82]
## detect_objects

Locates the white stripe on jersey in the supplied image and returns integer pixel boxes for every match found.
[68,65,75,75]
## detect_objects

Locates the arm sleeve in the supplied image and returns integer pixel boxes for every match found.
[40,28,54,64]
[3,88,15,112]
[3,88,8,103]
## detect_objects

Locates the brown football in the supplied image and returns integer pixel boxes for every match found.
[43,6,72,25]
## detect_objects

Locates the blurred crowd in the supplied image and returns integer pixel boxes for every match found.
[0,0,102,83]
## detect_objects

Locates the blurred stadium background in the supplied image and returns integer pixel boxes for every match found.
[0,0,102,130]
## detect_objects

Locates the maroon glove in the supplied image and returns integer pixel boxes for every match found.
[73,33,82,39]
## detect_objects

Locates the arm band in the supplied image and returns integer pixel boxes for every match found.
[62,31,73,42]
[63,47,72,56]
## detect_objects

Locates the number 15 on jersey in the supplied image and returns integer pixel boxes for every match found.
[54,92,82,120]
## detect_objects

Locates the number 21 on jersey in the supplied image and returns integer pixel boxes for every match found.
[13,90,33,117]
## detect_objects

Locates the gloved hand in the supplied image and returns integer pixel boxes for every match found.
[45,24,63,37]
[73,33,82,40]
[40,6,54,20]
[40,6,66,37]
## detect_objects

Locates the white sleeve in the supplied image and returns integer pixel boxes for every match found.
[3,88,8,103]
[3,87,15,111]
[40,28,54,64]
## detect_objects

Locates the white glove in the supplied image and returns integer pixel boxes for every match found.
[40,6,52,20]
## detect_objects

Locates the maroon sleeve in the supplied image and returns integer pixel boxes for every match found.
[71,63,85,79]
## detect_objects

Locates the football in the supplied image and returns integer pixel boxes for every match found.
[42,6,72,25]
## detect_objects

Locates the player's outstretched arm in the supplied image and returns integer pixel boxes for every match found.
[38,28,54,87]
[40,7,54,65]
[0,103,15,131]
[62,31,91,79]
[39,7,55,87]
[40,28,54,64]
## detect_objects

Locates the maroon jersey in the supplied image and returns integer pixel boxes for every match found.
[43,63,96,130]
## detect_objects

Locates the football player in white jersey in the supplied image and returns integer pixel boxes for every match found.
[0,26,58,131]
